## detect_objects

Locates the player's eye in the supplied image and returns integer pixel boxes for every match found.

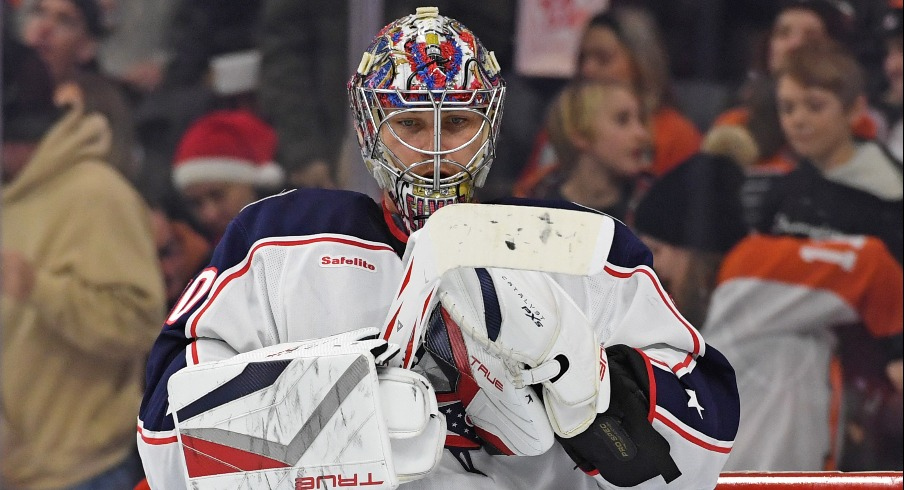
[443,114,477,132]
[393,118,422,130]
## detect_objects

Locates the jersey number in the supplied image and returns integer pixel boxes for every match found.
[166,268,217,324]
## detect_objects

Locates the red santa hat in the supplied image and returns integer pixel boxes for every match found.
[172,110,284,190]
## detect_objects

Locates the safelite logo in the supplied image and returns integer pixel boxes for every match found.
[320,255,377,272]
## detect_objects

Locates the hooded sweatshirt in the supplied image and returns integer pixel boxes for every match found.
[1,105,165,488]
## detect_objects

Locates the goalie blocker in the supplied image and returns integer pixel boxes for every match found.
[166,328,444,490]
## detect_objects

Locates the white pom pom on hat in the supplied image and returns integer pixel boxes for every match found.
[172,109,284,190]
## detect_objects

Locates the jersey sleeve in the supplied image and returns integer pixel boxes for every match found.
[136,189,405,489]
[545,223,738,488]
[584,262,738,489]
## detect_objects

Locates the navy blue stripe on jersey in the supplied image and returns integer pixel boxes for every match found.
[489,196,653,269]
[651,344,739,442]
[176,360,292,422]
[230,189,405,258]
[475,268,502,341]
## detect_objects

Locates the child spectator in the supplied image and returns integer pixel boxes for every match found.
[147,189,211,308]
[540,80,651,222]
[712,0,863,173]
[760,39,903,471]
[632,144,902,472]
[171,109,285,244]
[514,7,701,198]
[759,41,903,261]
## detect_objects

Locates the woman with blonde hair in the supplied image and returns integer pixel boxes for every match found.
[515,6,700,198]
[539,79,651,222]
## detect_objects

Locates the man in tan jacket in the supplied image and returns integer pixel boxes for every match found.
[1,37,165,489]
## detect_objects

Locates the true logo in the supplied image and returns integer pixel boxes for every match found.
[320,255,377,272]
[470,356,504,391]
[295,472,384,489]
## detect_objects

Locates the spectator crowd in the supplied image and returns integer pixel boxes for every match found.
[1,0,901,487]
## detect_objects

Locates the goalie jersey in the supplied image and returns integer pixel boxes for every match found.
[137,188,740,489]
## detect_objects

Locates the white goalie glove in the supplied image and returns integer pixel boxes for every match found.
[381,204,618,457]
[166,328,445,490]
[435,267,610,446]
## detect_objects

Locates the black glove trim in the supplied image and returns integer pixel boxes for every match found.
[558,345,681,486]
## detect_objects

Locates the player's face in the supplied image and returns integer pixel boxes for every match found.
[22,0,97,81]
[777,76,856,171]
[577,26,635,84]
[181,181,258,242]
[585,87,650,178]
[379,109,487,180]
[768,9,828,73]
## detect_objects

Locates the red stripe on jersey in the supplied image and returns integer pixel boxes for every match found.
[634,348,657,423]
[383,196,410,243]
[180,434,290,477]
[190,342,199,366]
[188,236,395,355]
[137,425,178,445]
[653,411,732,454]
[605,265,702,355]
[650,355,696,376]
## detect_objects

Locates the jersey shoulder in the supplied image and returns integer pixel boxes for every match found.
[234,188,402,251]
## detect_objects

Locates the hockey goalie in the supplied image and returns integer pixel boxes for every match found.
[138,202,739,490]
[136,7,739,489]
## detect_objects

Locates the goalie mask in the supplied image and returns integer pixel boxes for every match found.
[349,7,506,233]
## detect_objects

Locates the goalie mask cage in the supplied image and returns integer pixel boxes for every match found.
[716,472,903,489]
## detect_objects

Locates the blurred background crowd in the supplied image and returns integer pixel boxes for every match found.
[1,0,901,488]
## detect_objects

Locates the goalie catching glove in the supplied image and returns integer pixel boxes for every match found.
[166,328,445,490]
[425,267,610,455]
[430,267,680,486]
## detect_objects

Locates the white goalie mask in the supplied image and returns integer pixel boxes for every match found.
[349,7,506,233]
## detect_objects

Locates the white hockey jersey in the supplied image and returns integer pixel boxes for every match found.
[137,189,739,489]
